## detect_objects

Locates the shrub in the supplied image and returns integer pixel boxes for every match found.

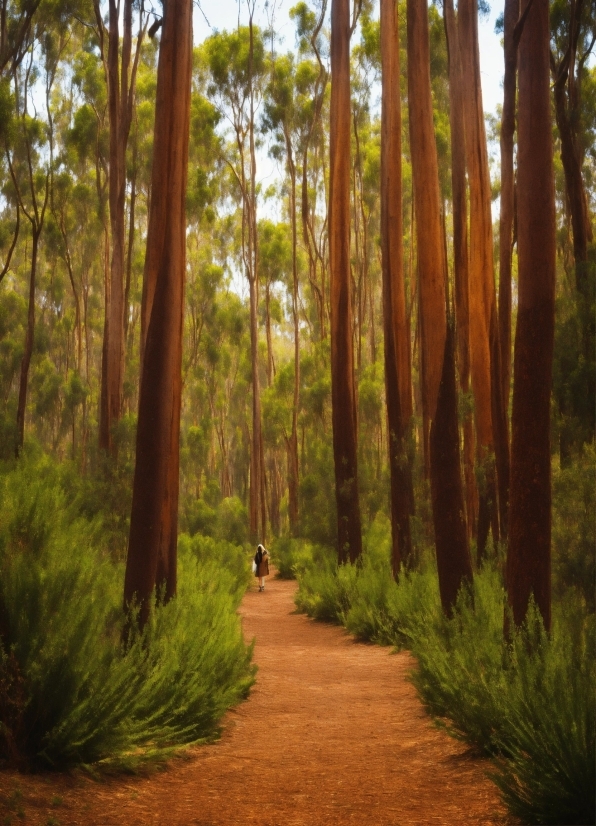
[177,532,251,593]
[270,536,320,580]
[551,444,596,611]
[0,457,255,770]
[295,542,595,825]
[215,496,249,545]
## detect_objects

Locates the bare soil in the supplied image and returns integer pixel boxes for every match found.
[0,574,516,825]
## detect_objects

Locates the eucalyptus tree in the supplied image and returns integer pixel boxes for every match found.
[329,0,362,563]
[124,0,192,624]
[407,0,472,614]
[203,21,268,541]
[507,0,555,631]
[263,52,302,532]
[380,0,413,574]
[443,0,476,540]
[550,0,595,280]
[9,30,65,455]
[290,0,329,340]
[0,0,43,78]
[93,0,148,455]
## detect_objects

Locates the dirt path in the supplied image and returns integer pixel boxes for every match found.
[1,576,515,825]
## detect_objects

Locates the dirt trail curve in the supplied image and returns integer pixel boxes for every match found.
[1,575,516,826]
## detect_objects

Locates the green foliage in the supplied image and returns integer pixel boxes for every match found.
[0,457,255,770]
[270,536,322,580]
[551,444,596,611]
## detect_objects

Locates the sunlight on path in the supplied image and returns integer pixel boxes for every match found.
[0,576,515,825]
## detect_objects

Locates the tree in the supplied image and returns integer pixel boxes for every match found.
[11,33,62,455]
[506,0,556,631]
[407,0,472,614]
[380,0,412,575]
[96,0,147,454]
[443,0,476,540]
[550,0,595,282]
[124,0,192,625]
[458,0,506,555]
[329,0,362,563]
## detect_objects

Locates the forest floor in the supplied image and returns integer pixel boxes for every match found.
[0,573,518,826]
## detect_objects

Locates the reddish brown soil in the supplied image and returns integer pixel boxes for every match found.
[0,575,516,825]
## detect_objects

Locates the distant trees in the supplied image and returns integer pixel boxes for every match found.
[97,0,147,455]
[203,22,267,542]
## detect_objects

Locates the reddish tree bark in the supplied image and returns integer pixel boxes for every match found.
[498,0,519,417]
[551,0,594,285]
[124,0,192,625]
[380,0,413,576]
[430,325,473,615]
[99,0,146,454]
[506,0,555,631]
[444,0,477,539]
[329,0,362,563]
[459,0,504,557]
[408,0,472,612]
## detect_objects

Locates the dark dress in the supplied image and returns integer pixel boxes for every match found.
[254,547,269,577]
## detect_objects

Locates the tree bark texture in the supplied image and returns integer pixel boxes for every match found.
[552,0,593,284]
[381,0,413,575]
[430,325,473,615]
[287,134,300,534]
[444,0,477,539]
[408,0,471,612]
[407,0,447,425]
[101,0,144,454]
[498,0,519,416]
[458,0,503,555]
[506,0,555,632]
[124,0,192,626]
[329,0,362,563]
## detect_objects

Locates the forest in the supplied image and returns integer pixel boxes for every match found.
[0,0,594,823]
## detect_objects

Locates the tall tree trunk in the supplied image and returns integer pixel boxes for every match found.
[498,0,519,417]
[458,0,503,557]
[444,0,477,539]
[329,0,362,563]
[408,0,472,612]
[286,132,300,534]
[15,229,40,456]
[124,0,192,627]
[551,0,593,288]
[100,0,145,454]
[380,0,413,576]
[506,0,555,632]
[430,324,473,614]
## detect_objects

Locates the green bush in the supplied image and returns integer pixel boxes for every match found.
[295,535,595,825]
[0,457,255,770]
[551,444,596,611]
[491,600,595,825]
[271,536,322,580]
[177,532,251,593]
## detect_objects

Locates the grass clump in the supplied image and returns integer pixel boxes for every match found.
[294,516,595,825]
[0,456,255,770]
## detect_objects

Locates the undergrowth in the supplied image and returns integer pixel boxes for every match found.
[294,515,595,825]
[0,456,255,771]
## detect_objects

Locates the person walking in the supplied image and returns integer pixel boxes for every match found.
[254,543,269,592]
